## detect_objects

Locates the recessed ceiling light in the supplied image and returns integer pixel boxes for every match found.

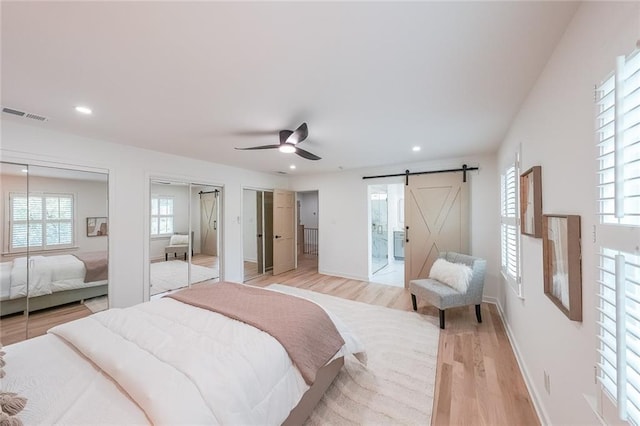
[412,146,421,152]
[21,169,28,173]
[75,106,92,115]
[290,165,296,169]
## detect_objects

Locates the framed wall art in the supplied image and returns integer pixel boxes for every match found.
[520,166,542,238]
[542,214,582,321]
[87,217,108,237]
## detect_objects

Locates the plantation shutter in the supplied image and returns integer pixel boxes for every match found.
[596,48,640,424]
[501,155,521,295]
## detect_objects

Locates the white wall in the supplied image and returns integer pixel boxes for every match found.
[298,191,318,228]
[1,120,288,308]
[496,2,640,424]
[290,154,500,297]
[243,189,257,262]
[1,173,108,256]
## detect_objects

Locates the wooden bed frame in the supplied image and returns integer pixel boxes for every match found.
[0,284,108,316]
[283,356,344,425]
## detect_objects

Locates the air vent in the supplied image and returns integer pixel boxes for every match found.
[2,106,49,122]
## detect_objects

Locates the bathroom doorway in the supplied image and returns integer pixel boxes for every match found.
[368,183,404,287]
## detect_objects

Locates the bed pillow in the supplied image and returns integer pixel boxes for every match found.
[169,234,189,245]
[428,258,473,293]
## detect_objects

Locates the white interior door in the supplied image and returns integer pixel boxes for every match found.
[273,189,295,275]
[200,192,218,256]
[404,172,469,287]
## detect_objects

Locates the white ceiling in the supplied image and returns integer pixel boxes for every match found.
[1,1,579,175]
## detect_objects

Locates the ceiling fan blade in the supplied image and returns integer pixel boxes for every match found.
[235,145,281,150]
[294,146,321,160]
[279,130,293,145]
[286,122,308,144]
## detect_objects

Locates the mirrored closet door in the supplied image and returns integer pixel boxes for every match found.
[242,188,273,281]
[0,162,109,344]
[149,179,221,298]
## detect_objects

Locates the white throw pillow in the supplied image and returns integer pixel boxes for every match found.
[428,258,473,293]
[170,234,189,245]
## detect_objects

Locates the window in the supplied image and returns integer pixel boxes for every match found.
[9,193,74,252]
[596,48,640,425]
[151,195,174,236]
[500,154,521,296]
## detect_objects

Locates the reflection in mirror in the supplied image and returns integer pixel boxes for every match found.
[0,162,109,344]
[149,180,221,298]
[150,180,191,296]
[190,184,221,286]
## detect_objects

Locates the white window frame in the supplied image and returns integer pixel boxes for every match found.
[596,48,640,426]
[150,195,175,237]
[500,152,522,297]
[8,192,75,253]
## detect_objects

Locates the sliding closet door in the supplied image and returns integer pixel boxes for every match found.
[26,165,109,338]
[149,180,189,296]
[0,162,29,344]
[0,163,109,343]
[191,184,220,286]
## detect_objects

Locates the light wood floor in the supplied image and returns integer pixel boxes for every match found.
[0,253,539,425]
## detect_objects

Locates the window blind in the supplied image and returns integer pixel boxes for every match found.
[596,48,640,425]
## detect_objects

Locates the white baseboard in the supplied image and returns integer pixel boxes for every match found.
[318,269,369,282]
[493,300,551,426]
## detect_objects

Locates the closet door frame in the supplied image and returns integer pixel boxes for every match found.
[143,174,224,302]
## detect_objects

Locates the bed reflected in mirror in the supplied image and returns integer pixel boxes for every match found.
[0,162,109,344]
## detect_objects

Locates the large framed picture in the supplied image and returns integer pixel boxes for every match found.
[542,214,582,321]
[87,217,108,237]
[520,166,542,238]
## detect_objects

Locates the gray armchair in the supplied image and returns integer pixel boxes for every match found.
[409,252,487,329]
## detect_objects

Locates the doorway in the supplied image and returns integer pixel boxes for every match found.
[369,183,405,287]
[296,190,319,273]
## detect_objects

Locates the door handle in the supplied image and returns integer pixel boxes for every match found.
[257,234,263,238]
[275,235,282,239]
[214,220,217,230]
[405,226,409,243]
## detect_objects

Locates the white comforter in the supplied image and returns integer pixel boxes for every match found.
[6,294,365,425]
[1,255,105,301]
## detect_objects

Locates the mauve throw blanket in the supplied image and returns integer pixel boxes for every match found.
[72,251,108,283]
[167,282,345,385]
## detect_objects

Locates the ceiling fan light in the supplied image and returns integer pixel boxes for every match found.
[279,144,296,154]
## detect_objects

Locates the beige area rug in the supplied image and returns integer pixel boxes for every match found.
[83,295,108,313]
[268,284,440,425]
[150,260,218,295]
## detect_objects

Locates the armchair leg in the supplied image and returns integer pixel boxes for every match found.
[475,304,482,323]
[439,309,445,329]
[165,253,168,261]
[411,294,417,311]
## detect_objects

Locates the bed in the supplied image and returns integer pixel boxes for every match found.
[1,282,366,425]
[0,252,108,316]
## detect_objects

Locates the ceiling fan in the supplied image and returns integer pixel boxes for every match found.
[235,122,321,160]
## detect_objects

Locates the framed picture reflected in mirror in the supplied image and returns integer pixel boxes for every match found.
[542,214,582,321]
[520,166,542,238]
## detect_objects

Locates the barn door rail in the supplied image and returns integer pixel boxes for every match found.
[362,164,479,185]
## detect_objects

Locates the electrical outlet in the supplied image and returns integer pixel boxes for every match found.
[544,371,551,395]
